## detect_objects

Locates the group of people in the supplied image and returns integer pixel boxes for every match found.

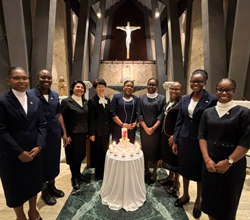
[0,67,249,220]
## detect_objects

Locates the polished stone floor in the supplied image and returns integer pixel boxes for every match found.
[0,163,250,220]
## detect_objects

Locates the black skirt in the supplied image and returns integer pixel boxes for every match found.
[178,136,203,182]
[202,156,246,220]
[161,134,178,172]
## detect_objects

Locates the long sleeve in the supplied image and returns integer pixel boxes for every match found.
[239,108,250,148]
[88,99,96,136]
[61,99,70,136]
[110,94,119,118]
[156,96,166,121]
[173,98,184,144]
[136,96,144,122]
[198,110,208,140]
[36,100,47,149]
[0,98,24,159]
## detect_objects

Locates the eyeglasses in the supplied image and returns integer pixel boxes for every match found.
[190,80,205,84]
[11,76,29,81]
[147,84,157,87]
[170,88,181,91]
[216,87,235,94]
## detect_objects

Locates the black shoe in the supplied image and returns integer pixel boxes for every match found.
[41,188,57,206]
[77,173,90,183]
[72,178,80,190]
[174,196,190,207]
[48,184,65,198]
[159,178,174,186]
[193,207,202,218]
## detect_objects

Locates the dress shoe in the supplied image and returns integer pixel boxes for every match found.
[41,188,57,206]
[193,207,202,218]
[174,196,190,207]
[78,173,90,183]
[166,185,180,197]
[159,178,174,186]
[71,178,80,190]
[48,184,65,198]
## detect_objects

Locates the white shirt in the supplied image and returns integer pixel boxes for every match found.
[12,89,28,114]
[43,94,49,102]
[188,99,198,118]
[215,100,235,118]
[72,94,83,107]
[146,93,158,99]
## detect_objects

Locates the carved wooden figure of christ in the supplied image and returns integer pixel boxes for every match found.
[116,22,141,59]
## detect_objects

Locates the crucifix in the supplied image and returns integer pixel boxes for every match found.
[116,22,141,59]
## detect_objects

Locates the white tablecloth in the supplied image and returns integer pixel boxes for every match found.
[100,150,146,211]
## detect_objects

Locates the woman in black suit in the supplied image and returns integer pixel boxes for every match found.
[0,67,46,220]
[88,78,110,180]
[61,80,88,190]
[160,82,182,196]
[172,70,217,218]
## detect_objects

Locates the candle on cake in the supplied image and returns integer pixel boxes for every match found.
[109,145,114,153]
[121,128,127,140]
[114,149,118,156]
[122,151,126,157]
[135,147,140,154]
[112,141,116,147]
[130,151,134,156]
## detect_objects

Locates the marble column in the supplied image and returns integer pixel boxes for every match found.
[0,1,10,94]
[144,14,153,60]
[2,0,29,72]
[30,0,57,87]
[228,0,250,99]
[166,0,186,92]
[151,0,167,95]
[89,0,106,84]
[83,80,93,100]
[163,81,174,102]
[71,0,90,85]
[202,0,227,93]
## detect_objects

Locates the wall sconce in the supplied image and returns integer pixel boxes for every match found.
[97,8,101,18]
[155,8,160,18]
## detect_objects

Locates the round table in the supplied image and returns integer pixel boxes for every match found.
[100,150,146,211]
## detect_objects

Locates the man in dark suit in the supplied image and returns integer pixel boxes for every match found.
[88,78,111,180]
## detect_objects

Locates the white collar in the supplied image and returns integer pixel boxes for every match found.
[215,100,235,118]
[123,96,133,102]
[147,93,158,99]
[12,89,26,98]
[72,94,82,101]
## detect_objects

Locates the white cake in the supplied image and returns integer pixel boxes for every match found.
[109,128,141,156]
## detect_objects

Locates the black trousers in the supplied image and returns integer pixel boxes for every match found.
[90,135,109,180]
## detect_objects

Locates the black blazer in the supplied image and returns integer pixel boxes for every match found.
[174,90,217,144]
[162,98,181,136]
[61,96,88,135]
[0,90,47,160]
[88,94,110,137]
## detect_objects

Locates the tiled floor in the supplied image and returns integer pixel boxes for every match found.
[0,163,250,220]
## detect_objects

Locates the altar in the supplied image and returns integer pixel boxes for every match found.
[100,149,146,212]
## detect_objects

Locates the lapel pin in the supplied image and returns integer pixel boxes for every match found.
[227,112,230,115]
[205,100,208,103]
[51,97,53,99]
[30,102,33,104]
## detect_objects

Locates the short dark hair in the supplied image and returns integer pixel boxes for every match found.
[93,78,107,89]
[171,81,183,90]
[191,69,208,81]
[36,69,51,79]
[216,78,237,89]
[8,66,26,78]
[123,80,134,86]
[69,80,86,96]
[147,78,158,85]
